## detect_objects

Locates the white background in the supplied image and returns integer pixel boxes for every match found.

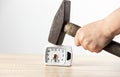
[0,0,120,55]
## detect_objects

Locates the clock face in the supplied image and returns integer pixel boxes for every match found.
[45,47,66,64]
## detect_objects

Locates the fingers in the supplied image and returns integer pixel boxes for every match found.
[74,29,81,46]
[87,42,102,53]
[74,29,102,53]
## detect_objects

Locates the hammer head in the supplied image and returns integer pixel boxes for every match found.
[48,0,71,45]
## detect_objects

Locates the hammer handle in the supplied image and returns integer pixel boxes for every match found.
[64,23,120,57]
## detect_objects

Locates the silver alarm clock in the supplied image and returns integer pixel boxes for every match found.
[44,45,72,66]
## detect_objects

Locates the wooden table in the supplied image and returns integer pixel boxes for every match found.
[0,54,120,77]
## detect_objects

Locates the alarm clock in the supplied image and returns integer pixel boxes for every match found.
[44,45,72,66]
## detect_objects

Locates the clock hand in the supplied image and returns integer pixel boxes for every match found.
[53,54,57,62]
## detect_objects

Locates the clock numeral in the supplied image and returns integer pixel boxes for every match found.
[62,50,64,53]
[47,58,49,60]
[54,48,57,51]
[58,49,60,51]
[51,48,53,51]
[47,50,50,52]
[58,60,59,62]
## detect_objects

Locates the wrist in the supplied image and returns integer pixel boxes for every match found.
[101,19,115,39]
[104,8,120,37]
[103,18,120,38]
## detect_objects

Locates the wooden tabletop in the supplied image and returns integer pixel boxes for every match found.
[0,54,120,77]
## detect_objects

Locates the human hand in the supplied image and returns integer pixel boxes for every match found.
[74,19,114,52]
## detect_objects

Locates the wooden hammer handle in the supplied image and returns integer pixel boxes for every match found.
[64,23,120,57]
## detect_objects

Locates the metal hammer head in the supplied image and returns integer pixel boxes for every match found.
[48,0,71,45]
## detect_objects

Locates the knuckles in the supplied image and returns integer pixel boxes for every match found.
[75,28,102,53]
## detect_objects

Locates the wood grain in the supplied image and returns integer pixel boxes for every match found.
[0,54,120,77]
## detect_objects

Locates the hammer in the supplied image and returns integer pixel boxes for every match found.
[48,0,120,57]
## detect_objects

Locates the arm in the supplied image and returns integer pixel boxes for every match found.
[74,8,120,52]
[104,8,120,36]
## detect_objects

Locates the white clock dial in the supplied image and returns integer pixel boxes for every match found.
[45,47,66,64]
[44,45,72,66]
